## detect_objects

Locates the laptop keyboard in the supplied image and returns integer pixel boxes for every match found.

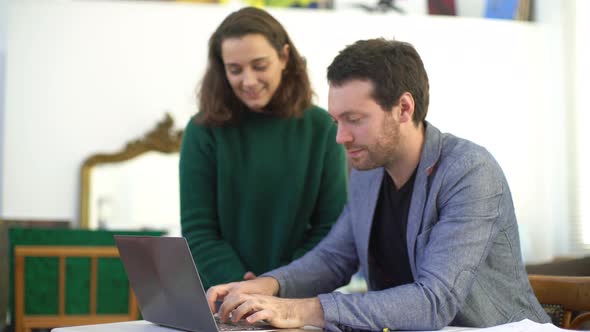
[215,316,274,331]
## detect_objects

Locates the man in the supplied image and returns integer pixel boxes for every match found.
[205,39,550,331]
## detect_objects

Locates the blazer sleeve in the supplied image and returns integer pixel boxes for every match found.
[179,120,247,289]
[263,202,360,299]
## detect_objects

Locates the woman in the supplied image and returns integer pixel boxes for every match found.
[180,7,347,290]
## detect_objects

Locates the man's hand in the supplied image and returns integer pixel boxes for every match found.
[243,271,257,280]
[205,277,279,314]
[219,294,325,329]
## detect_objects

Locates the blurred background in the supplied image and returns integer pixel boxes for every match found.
[1,0,590,330]
[0,0,587,275]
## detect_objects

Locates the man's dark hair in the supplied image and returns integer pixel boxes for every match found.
[327,38,429,125]
[197,7,312,126]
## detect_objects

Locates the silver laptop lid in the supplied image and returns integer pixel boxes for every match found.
[114,235,219,332]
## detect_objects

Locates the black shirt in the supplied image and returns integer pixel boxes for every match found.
[368,169,417,290]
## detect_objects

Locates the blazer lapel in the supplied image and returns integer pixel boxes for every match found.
[407,121,442,278]
[352,168,384,280]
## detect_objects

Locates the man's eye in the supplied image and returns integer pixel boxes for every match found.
[347,116,361,123]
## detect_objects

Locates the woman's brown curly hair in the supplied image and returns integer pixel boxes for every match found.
[196,7,313,126]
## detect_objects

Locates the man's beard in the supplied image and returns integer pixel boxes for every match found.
[347,114,401,171]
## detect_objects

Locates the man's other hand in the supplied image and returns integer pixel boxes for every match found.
[219,294,325,329]
[205,277,279,314]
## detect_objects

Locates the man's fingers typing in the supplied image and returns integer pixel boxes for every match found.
[231,298,260,323]
[205,284,231,314]
[217,293,246,322]
[246,309,274,324]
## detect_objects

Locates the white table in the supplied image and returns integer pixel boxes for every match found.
[51,320,476,332]
[52,321,181,332]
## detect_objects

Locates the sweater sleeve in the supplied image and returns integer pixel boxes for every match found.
[179,119,247,289]
[293,121,348,260]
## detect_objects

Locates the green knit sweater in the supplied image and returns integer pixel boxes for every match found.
[179,106,347,289]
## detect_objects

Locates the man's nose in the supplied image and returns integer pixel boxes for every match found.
[336,124,353,145]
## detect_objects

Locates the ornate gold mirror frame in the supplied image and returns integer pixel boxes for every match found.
[79,114,184,229]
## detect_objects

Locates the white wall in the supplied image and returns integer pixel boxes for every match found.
[2,0,571,262]
[523,0,572,259]
[573,0,590,251]
[0,0,7,215]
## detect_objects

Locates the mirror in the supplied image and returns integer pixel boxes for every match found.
[79,114,183,235]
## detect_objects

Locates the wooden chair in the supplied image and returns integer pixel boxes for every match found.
[14,246,139,332]
[529,274,590,329]
[0,219,70,332]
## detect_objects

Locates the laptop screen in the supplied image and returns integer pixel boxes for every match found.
[114,235,220,332]
[114,236,277,332]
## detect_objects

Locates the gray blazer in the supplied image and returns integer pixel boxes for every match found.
[265,122,549,331]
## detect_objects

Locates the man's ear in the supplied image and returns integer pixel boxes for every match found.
[398,92,415,124]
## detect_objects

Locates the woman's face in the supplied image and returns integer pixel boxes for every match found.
[221,34,288,112]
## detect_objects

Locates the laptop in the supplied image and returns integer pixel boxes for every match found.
[114,235,277,332]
